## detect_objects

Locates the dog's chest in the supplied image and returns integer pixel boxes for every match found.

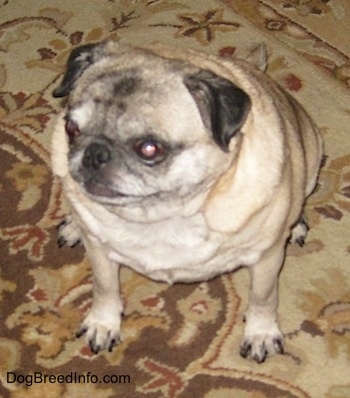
[83,209,261,284]
[100,213,223,281]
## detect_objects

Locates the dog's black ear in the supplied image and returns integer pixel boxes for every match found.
[53,43,102,98]
[184,70,251,151]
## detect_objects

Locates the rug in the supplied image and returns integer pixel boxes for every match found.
[1,0,350,397]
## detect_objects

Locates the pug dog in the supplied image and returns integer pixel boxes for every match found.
[51,41,322,363]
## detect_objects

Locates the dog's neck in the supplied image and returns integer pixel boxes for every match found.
[103,188,209,223]
[64,167,219,227]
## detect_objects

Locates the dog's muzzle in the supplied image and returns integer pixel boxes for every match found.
[82,142,111,171]
[74,140,126,200]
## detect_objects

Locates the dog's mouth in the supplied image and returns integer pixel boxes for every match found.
[82,176,188,208]
[83,179,134,201]
[82,177,166,206]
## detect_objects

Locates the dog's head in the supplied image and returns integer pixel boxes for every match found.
[53,42,250,206]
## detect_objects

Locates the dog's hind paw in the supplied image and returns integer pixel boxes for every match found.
[57,215,82,248]
[289,214,309,247]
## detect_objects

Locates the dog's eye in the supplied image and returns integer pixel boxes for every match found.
[133,139,167,165]
[65,119,80,143]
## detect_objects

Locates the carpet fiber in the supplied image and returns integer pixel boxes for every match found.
[1,0,350,397]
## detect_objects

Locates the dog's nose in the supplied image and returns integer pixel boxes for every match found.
[82,142,111,170]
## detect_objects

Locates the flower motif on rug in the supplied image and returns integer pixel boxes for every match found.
[5,260,91,365]
[27,28,116,76]
[0,91,55,261]
[310,154,350,222]
[0,92,52,133]
[299,268,350,359]
[151,9,240,44]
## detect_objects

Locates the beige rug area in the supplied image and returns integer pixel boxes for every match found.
[1,0,350,396]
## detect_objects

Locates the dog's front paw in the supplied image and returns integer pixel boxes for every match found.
[240,315,284,363]
[76,306,122,354]
[57,215,82,248]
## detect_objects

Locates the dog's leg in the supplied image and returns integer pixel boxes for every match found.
[76,236,123,354]
[240,245,285,363]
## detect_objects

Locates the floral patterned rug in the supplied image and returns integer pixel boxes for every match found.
[1,0,350,397]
